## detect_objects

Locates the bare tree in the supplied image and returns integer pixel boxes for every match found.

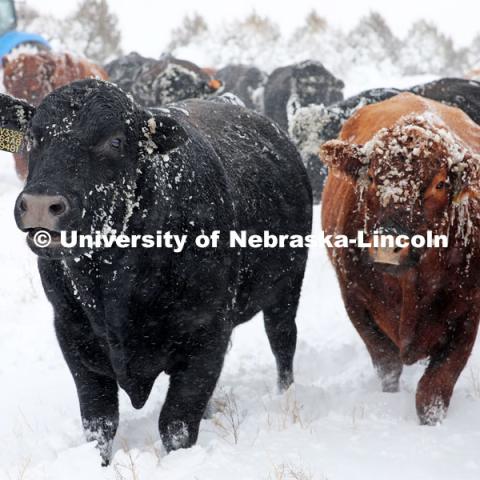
[15,3,39,30]
[239,11,280,42]
[167,13,208,51]
[469,34,480,69]
[304,10,328,32]
[348,11,400,65]
[64,0,123,63]
[292,10,328,41]
[15,3,61,46]
[399,20,465,75]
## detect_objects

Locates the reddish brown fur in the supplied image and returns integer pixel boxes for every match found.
[321,92,480,424]
[2,52,108,179]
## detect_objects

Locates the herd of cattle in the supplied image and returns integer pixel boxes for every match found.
[2,49,480,465]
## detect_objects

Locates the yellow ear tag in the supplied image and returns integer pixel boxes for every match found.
[0,127,24,153]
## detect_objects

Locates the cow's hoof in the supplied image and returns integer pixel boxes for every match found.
[381,378,400,393]
[161,420,192,452]
[278,370,294,393]
[382,384,399,393]
[417,399,447,426]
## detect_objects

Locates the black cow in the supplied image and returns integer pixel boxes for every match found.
[263,60,344,132]
[105,52,222,106]
[216,64,267,111]
[104,51,152,93]
[5,79,312,465]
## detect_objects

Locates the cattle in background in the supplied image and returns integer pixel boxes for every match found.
[2,51,108,179]
[292,78,480,200]
[301,78,480,149]
[410,78,480,125]
[263,60,344,132]
[321,92,480,425]
[3,52,109,106]
[105,52,222,107]
[102,51,148,94]
[5,79,312,465]
[261,61,343,203]
[216,64,267,111]
[290,88,400,202]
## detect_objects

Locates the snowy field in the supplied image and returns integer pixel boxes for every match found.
[2,77,480,480]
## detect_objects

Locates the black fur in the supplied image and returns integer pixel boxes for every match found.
[105,53,220,107]
[409,77,480,125]
[216,64,267,111]
[0,92,35,131]
[7,79,312,464]
[263,60,344,131]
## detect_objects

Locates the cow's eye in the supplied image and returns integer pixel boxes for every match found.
[368,175,373,183]
[111,138,122,149]
[436,181,446,190]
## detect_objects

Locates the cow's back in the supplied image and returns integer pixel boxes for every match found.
[171,99,312,231]
[340,92,480,149]
[166,99,312,321]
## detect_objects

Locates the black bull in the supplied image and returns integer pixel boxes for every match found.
[1,79,312,464]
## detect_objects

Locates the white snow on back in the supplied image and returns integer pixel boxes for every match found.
[289,103,332,157]
[358,113,480,246]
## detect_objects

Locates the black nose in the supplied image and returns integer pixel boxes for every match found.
[15,193,70,231]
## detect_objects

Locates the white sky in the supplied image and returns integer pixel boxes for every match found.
[25,0,480,58]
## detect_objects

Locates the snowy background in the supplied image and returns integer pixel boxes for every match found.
[15,1,480,90]
[2,1,480,479]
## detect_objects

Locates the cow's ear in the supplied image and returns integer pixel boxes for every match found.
[0,93,36,153]
[320,140,367,179]
[147,114,188,154]
[207,78,223,92]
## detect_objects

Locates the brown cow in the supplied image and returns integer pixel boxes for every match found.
[321,92,480,425]
[2,52,108,178]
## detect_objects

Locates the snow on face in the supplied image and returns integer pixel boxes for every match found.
[24,81,163,249]
[358,114,480,242]
[289,104,334,159]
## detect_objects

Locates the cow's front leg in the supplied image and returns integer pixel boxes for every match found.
[342,293,402,392]
[77,372,119,465]
[416,315,479,425]
[56,320,119,466]
[159,335,229,452]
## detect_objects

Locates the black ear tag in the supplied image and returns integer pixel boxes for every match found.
[0,127,24,153]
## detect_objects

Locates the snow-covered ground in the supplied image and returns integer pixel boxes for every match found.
[2,78,480,480]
